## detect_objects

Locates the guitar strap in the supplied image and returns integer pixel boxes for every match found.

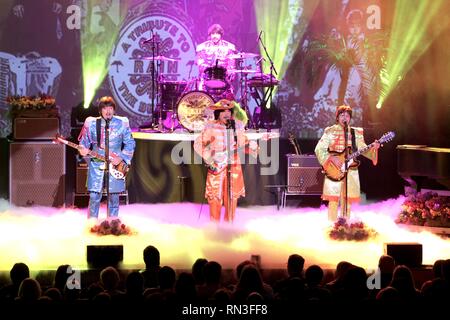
[96,118,101,147]
[351,128,357,153]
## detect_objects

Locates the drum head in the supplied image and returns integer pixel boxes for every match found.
[177,91,215,132]
[204,66,227,89]
[160,80,187,111]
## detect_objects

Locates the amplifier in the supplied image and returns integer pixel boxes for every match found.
[287,154,324,194]
[10,142,65,207]
[14,117,59,140]
[76,163,88,194]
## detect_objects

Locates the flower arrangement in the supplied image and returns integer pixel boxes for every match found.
[328,217,377,241]
[396,191,450,227]
[90,219,133,236]
[6,93,56,111]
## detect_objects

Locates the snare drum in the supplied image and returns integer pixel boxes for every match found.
[177,91,215,132]
[203,66,227,89]
[160,80,187,110]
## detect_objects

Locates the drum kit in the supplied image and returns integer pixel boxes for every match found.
[143,52,278,132]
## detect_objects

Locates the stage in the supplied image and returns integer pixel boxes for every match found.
[127,130,283,206]
[0,196,448,273]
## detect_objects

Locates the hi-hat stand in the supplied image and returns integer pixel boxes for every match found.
[250,31,279,130]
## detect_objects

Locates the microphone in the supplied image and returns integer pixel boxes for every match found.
[103,113,113,122]
[256,30,263,43]
[227,119,235,130]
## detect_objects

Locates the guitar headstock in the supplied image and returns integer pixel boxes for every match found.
[288,132,296,144]
[53,133,66,145]
[379,131,395,144]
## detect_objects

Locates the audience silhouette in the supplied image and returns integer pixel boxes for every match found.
[0,248,448,314]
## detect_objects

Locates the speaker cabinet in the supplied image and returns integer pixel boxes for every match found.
[287,155,324,194]
[87,245,123,269]
[76,163,88,194]
[385,243,423,268]
[14,118,60,140]
[9,142,65,207]
[73,162,128,207]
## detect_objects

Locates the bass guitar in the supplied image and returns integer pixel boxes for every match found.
[322,131,395,181]
[53,134,129,180]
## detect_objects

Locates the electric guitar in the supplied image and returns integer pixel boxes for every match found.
[53,134,129,180]
[322,131,395,181]
[288,132,301,155]
[207,132,278,174]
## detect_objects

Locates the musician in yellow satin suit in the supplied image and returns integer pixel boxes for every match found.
[315,105,380,221]
[194,99,258,222]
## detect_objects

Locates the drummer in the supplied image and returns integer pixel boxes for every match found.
[196,24,237,92]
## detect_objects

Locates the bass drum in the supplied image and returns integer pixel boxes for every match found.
[177,91,215,132]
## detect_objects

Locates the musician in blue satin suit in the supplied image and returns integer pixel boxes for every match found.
[78,96,135,219]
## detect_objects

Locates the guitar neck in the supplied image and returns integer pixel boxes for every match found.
[348,141,376,161]
[63,140,106,162]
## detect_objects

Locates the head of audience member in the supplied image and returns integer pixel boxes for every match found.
[441,259,450,282]
[305,265,324,287]
[86,282,104,301]
[175,272,197,302]
[43,287,62,302]
[158,266,176,291]
[212,288,231,303]
[10,262,30,287]
[203,261,222,285]
[389,265,418,297]
[17,278,41,302]
[375,286,400,301]
[100,266,121,292]
[341,266,368,300]
[53,264,70,292]
[432,259,445,278]
[378,255,395,274]
[236,260,253,281]
[125,271,144,296]
[237,264,264,294]
[247,291,264,303]
[287,254,305,278]
[143,245,160,270]
[334,261,353,280]
[192,258,208,285]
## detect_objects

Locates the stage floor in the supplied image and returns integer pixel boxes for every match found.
[0,197,448,272]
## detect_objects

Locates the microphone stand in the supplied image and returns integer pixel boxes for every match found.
[150,30,156,128]
[226,120,237,221]
[257,31,277,113]
[149,30,161,129]
[343,122,349,218]
[104,118,110,218]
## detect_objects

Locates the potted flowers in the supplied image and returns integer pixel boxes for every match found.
[6,93,58,118]
[90,219,133,236]
[396,191,450,227]
[328,217,378,241]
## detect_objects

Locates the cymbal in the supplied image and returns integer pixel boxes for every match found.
[139,55,178,62]
[228,52,259,59]
[228,69,260,73]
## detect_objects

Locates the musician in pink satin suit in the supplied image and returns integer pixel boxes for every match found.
[194,99,258,222]
[315,105,380,222]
